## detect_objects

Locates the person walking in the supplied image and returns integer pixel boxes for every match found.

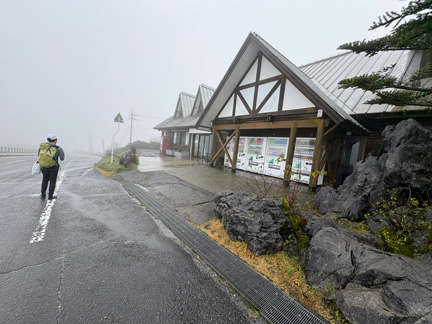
[38,134,65,200]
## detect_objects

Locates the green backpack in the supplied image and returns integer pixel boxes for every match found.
[38,143,58,168]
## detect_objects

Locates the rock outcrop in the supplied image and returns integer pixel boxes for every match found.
[316,119,432,221]
[120,147,137,167]
[214,191,292,255]
[307,226,432,324]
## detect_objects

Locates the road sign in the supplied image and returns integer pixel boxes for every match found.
[114,113,124,123]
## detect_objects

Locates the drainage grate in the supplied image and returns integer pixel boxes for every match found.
[124,183,328,324]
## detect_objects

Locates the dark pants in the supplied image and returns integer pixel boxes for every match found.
[41,165,59,199]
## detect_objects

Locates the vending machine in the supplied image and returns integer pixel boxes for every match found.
[264,137,289,178]
[224,137,247,170]
[245,137,267,173]
[290,138,324,185]
[236,137,247,170]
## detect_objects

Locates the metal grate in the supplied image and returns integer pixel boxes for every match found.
[124,183,328,324]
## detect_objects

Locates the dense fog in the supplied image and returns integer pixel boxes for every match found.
[0,0,405,153]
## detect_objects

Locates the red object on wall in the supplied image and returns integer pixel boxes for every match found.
[160,136,170,154]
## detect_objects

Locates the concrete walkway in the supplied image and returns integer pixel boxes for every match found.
[137,153,314,199]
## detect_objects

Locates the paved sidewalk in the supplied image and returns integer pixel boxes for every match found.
[137,154,314,198]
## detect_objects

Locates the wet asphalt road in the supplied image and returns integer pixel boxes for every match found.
[0,155,260,324]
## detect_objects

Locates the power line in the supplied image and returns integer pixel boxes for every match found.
[133,114,167,119]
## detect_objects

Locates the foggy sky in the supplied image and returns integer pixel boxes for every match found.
[0,0,406,153]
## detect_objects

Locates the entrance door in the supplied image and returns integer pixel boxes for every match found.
[193,135,199,158]
[335,137,365,187]
[202,135,210,161]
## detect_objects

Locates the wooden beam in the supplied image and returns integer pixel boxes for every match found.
[323,124,338,137]
[309,119,325,191]
[283,122,297,184]
[255,80,281,114]
[214,119,327,131]
[232,125,240,172]
[209,127,218,166]
[211,130,235,165]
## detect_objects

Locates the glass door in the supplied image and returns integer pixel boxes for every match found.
[193,135,199,158]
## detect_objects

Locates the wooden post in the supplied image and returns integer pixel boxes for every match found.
[210,127,218,167]
[215,130,233,166]
[283,122,297,185]
[231,126,240,173]
[309,119,325,191]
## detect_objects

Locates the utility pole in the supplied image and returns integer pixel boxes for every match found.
[129,110,134,144]
[88,136,93,154]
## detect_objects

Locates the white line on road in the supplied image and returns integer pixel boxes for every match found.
[29,160,74,244]
[5,160,26,164]
[136,184,149,192]
[79,167,93,178]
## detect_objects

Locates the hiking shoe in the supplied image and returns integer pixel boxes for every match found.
[48,195,57,200]
[41,193,46,199]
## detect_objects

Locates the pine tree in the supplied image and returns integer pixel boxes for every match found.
[338,0,432,107]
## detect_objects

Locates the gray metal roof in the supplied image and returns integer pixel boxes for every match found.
[191,84,215,116]
[197,32,368,134]
[177,92,195,117]
[300,50,423,115]
[154,85,214,130]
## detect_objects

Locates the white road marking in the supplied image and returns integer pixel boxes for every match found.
[136,184,149,192]
[29,160,74,244]
[5,160,26,164]
[79,167,93,178]
[29,171,65,243]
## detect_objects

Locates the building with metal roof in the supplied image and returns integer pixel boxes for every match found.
[154,32,431,189]
[299,50,424,116]
[195,32,431,189]
[154,85,215,158]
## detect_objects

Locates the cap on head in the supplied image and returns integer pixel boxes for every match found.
[47,134,57,141]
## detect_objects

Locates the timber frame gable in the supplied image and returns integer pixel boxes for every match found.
[216,53,316,121]
[197,32,370,190]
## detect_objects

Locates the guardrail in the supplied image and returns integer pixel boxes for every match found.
[0,146,37,153]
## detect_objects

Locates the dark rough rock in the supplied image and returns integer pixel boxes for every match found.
[426,208,432,225]
[307,227,432,324]
[120,147,138,167]
[214,191,289,255]
[408,229,430,252]
[335,286,407,324]
[302,211,381,247]
[316,119,432,221]
[364,214,390,235]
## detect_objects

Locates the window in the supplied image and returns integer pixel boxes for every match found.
[173,132,177,144]
[185,132,189,146]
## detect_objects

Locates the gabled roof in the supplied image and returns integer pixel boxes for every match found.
[300,50,423,115]
[154,85,214,131]
[174,92,195,118]
[191,84,215,116]
[197,32,370,134]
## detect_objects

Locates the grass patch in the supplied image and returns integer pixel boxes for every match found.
[94,152,137,176]
[198,219,347,323]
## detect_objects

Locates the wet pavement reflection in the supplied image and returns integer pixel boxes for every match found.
[137,152,312,198]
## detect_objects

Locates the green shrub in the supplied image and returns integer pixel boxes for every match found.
[366,190,431,256]
[94,150,138,175]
